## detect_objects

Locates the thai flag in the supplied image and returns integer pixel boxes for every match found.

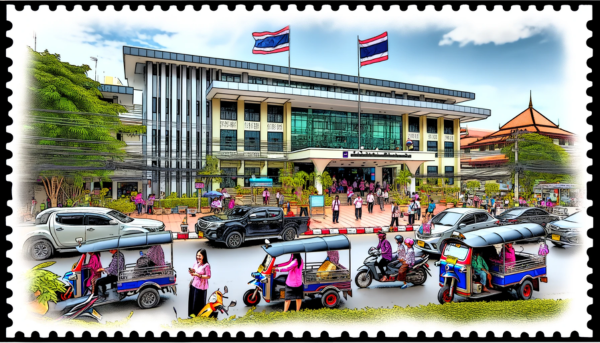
[252,26,290,55]
[359,32,388,66]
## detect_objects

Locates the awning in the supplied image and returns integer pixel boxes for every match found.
[221,160,241,169]
[268,161,286,169]
[244,160,265,169]
[262,235,350,257]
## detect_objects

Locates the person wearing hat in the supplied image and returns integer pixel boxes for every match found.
[376,232,393,281]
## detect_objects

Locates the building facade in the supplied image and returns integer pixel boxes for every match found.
[116,46,492,198]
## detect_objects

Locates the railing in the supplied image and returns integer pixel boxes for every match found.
[118,262,174,281]
[490,252,545,275]
[303,262,351,283]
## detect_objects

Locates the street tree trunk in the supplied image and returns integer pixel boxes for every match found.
[42,176,64,207]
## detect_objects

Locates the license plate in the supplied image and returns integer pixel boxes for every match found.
[417,240,425,247]
[552,234,560,241]
[446,256,458,265]
[198,231,203,238]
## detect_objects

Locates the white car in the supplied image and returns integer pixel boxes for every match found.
[24,207,166,260]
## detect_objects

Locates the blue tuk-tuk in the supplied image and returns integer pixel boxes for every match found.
[435,224,548,304]
[242,235,352,309]
[55,232,177,321]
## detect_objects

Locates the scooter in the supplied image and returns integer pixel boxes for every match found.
[355,247,431,288]
[198,286,237,319]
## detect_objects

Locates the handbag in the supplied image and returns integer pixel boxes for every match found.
[538,242,549,256]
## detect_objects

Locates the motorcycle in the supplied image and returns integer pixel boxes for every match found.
[198,286,237,319]
[355,247,431,288]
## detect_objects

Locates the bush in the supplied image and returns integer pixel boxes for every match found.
[156,198,208,208]
[105,198,135,213]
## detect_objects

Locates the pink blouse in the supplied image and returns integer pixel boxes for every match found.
[191,262,211,290]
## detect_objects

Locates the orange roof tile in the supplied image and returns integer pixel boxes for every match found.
[470,154,509,162]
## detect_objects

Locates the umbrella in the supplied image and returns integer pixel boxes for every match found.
[202,191,223,198]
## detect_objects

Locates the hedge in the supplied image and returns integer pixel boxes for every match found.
[169,299,568,328]
[155,198,208,208]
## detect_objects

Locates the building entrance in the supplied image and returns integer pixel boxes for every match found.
[325,167,374,184]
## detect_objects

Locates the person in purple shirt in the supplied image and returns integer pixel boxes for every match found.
[376,233,393,281]
[95,249,125,298]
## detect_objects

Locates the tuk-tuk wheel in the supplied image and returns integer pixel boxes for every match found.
[517,280,534,300]
[437,285,454,304]
[243,289,261,307]
[137,287,161,309]
[321,290,340,308]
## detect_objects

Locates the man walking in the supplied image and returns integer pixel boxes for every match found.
[377,187,384,211]
[366,191,375,214]
[390,202,400,227]
[332,195,341,224]
[353,194,363,221]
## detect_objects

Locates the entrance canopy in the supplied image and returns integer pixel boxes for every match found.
[249,178,274,187]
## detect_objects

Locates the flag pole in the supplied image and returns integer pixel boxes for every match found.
[357,35,361,150]
[288,26,291,86]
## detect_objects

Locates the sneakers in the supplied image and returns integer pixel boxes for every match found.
[401,284,409,289]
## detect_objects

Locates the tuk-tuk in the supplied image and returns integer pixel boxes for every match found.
[242,235,352,309]
[55,232,177,321]
[435,224,548,304]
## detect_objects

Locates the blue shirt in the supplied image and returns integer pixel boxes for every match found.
[491,199,495,206]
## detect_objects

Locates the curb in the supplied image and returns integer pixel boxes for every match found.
[171,225,414,240]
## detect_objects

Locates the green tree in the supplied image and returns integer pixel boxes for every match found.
[466,180,481,196]
[394,167,412,194]
[317,171,333,194]
[484,182,500,198]
[196,155,223,207]
[28,48,145,206]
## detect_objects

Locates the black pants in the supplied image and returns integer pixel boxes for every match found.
[332,210,339,223]
[390,217,399,227]
[368,202,374,213]
[355,207,362,219]
[360,190,364,196]
[347,197,352,205]
[300,207,308,217]
[95,275,118,295]
[147,205,153,214]
[416,209,421,221]
[188,286,207,317]
[408,214,415,225]
[376,258,391,275]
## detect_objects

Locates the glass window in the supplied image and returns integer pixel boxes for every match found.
[87,215,111,225]
[220,101,237,120]
[475,213,490,223]
[221,73,241,82]
[360,113,403,151]
[427,141,438,152]
[427,166,438,175]
[267,105,283,123]
[443,243,469,261]
[445,166,454,185]
[444,120,454,135]
[460,214,476,225]
[249,76,268,84]
[56,214,84,225]
[408,117,420,132]
[250,210,267,219]
[220,130,237,151]
[444,142,454,158]
[221,167,237,188]
[268,132,283,151]
[432,212,462,226]
[244,131,260,151]
[244,103,260,122]
[244,167,260,187]
[427,118,438,133]
[116,182,138,198]
[412,140,420,151]
[267,168,281,186]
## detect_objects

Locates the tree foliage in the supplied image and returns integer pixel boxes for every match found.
[196,155,223,184]
[394,167,412,194]
[26,262,67,311]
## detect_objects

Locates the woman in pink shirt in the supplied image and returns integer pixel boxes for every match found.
[84,252,103,295]
[490,243,516,270]
[274,253,304,312]
[188,249,211,317]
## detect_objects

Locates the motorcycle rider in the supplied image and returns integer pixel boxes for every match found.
[387,235,407,279]
[398,238,416,289]
[376,232,393,281]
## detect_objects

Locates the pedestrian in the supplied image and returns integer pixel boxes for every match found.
[31,197,37,216]
[426,199,436,221]
[147,194,155,215]
[390,201,400,227]
[332,195,341,224]
[276,190,281,205]
[474,194,480,208]
[134,193,144,215]
[46,197,51,209]
[229,195,236,209]
[341,178,348,193]
[353,194,363,220]
[222,189,231,208]
[274,253,304,312]
[332,174,337,184]
[376,233,393,280]
[353,179,358,190]
[369,181,374,193]
[383,189,389,204]
[376,187,384,211]
[359,179,365,197]
[415,197,421,222]
[490,197,497,215]
[84,252,102,296]
[407,199,416,225]
[367,191,375,214]
[347,186,354,206]
[278,192,285,208]
[95,249,125,298]
[504,197,509,208]
[262,188,270,205]
[188,249,211,317]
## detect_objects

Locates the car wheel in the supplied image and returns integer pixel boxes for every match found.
[137,287,161,309]
[438,285,454,304]
[282,227,296,241]
[29,239,54,260]
[355,270,372,288]
[243,289,261,307]
[321,290,341,308]
[517,280,534,300]
[225,231,244,249]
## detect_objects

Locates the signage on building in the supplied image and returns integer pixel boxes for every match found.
[267,123,284,132]
[244,121,261,131]
[220,120,237,129]
[444,135,455,141]
[195,182,204,189]
[244,151,261,157]
[407,133,420,140]
[343,151,348,158]
[427,134,438,140]
[350,151,412,158]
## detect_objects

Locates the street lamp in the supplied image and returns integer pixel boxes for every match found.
[90,56,98,82]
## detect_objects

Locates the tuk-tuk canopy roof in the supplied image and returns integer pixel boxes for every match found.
[262,235,350,257]
[76,232,172,253]
[448,223,546,248]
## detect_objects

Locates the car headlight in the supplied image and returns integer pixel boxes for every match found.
[547,224,557,231]
[208,293,217,303]
[429,233,442,238]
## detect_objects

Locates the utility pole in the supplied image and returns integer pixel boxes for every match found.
[514,129,519,204]
[90,56,98,81]
[33,32,36,51]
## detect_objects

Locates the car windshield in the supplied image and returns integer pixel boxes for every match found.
[563,212,582,223]
[432,212,463,226]
[229,207,252,218]
[108,210,134,223]
[258,254,273,273]
[497,208,528,217]
[443,243,470,261]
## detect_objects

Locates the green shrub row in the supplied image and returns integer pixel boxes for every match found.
[155,198,209,208]
[105,198,136,214]
[170,299,568,328]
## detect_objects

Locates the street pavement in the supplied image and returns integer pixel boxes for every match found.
[22,232,580,327]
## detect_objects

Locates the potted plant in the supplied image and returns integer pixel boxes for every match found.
[397,195,410,214]
[324,196,333,216]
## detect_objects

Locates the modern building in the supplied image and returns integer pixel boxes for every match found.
[109,45,492,199]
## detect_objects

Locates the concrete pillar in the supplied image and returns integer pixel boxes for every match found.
[410,177,416,194]
[260,102,268,157]
[112,181,118,200]
[242,72,249,83]
[375,167,383,184]
[237,100,244,153]
[238,160,245,187]
[311,159,331,195]
[419,94,425,101]
[402,113,408,150]
[284,102,292,152]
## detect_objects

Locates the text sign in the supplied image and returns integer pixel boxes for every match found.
[427,134,438,140]
[244,121,261,131]
[310,195,325,207]
[350,151,412,158]
[195,182,204,189]
[407,132,420,140]
[444,135,455,141]
[343,151,348,158]
[220,120,237,129]
[267,123,284,132]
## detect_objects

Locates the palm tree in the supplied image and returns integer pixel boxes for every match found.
[394,168,412,194]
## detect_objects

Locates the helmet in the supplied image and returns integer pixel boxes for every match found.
[404,238,414,247]
[378,232,386,239]
[395,235,404,244]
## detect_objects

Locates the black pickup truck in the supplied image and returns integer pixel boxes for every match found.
[195,206,310,248]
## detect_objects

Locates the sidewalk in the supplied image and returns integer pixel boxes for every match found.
[129,203,449,232]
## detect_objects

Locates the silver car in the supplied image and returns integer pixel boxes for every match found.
[414,208,498,254]
[24,207,166,260]
[546,211,582,247]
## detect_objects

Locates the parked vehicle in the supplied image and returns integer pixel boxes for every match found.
[198,286,237,319]
[546,211,582,247]
[55,232,177,322]
[354,248,431,288]
[494,207,559,228]
[242,235,352,309]
[24,207,166,260]
[196,206,309,249]
[435,223,548,304]
[415,208,497,254]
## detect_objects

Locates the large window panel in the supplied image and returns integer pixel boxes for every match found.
[221,167,237,188]
[244,103,261,122]
[427,118,438,133]
[268,132,283,151]
[445,166,455,185]
[220,101,237,120]
[444,120,454,135]
[267,105,283,123]
[408,117,420,133]
[244,167,260,187]
[444,142,454,158]
[244,131,260,151]
[220,130,237,151]
[221,73,241,82]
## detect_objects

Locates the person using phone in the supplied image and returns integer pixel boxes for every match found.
[188,249,211,317]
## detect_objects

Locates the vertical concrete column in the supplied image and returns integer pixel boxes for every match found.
[112,181,118,200]
[211,99,220,191]
[238,161,245,187]
[438,117,444,178]
[375,167,383,184]
[402,113,408,150]
[237,100,245,153]
[284,102,292,152]
[419,116,426,152]
[410,177,416,194]
[311,159,331,195]
[454,119,461,186]
[242,72,249,83]
[260,102,268,159]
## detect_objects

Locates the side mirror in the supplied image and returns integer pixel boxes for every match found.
[75,237,83,247]
[223,285,228,294]
[229,300,237,308]
[109,219,119,225]
[265,239,271,245]
[459,223,466,229]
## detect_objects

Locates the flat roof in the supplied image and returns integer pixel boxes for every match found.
[122,46,477,101]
